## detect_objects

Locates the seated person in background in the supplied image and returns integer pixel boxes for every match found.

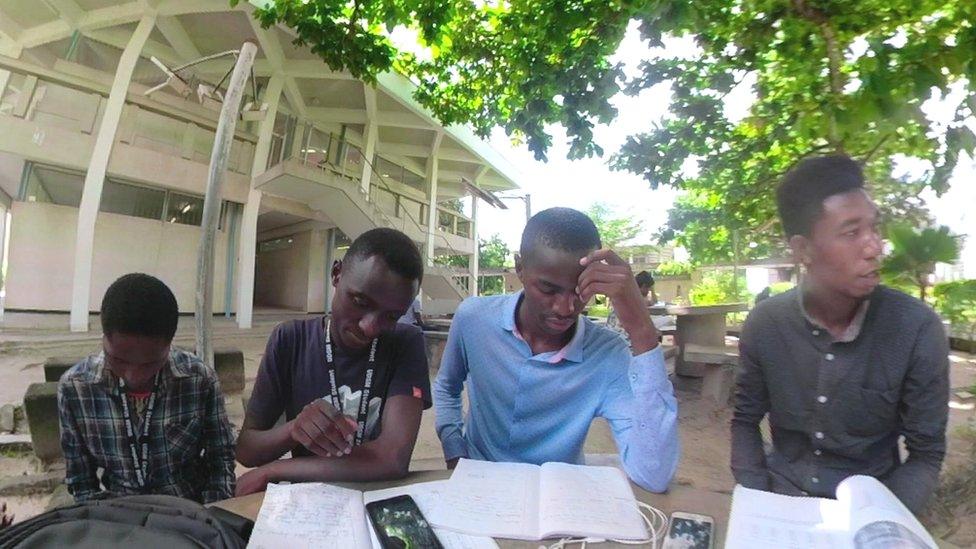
[235,228,432,496]
[731,155,949,514]
[58,273,235,503]
[433,208,679,492]
[397,295,425,329]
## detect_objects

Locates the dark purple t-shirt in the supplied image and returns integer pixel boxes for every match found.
[247,317,432,457]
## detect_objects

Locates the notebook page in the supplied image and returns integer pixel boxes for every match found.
[724,485,848,549]
[434,459,542,539]
[248,482,370,549]
[837,476,937,549]
[537,462,647,540]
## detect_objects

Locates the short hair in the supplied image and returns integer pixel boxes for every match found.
[776,154,866,237]
[635,271,655,287]
[101,273,179,341]
[345,228,424,283]
[520,207,602,259]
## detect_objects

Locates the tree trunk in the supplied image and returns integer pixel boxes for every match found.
[195,42,257,368]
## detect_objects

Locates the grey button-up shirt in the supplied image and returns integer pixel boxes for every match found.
[730,285,949,514]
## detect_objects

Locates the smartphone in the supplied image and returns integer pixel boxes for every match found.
[365,494,444,549]
[662,511,715,549]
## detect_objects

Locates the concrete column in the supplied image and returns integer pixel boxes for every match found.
[470,196,479,297]
[236,74,284,329]
[424,132,443,266]
[69,14,155,332]
[360,120,377,196]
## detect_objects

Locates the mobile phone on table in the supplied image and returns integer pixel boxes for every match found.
[662,511,715,549]
[365,494,444,549]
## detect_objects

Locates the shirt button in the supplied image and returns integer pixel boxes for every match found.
[640,422,647,429]
[801,491,809,496]
[815,431,824,440]
[825,353,835,361]
[817,395,827,404]
[812,330,820,336]
[630,373,638,381]
[814,449,822,456]
[811,477,820,484]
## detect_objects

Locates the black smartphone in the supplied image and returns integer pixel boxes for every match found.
[365,494,444,549]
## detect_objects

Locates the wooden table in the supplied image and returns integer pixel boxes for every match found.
[212,470,732,548]
[648,304,749,405]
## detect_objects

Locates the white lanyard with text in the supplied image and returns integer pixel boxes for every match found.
[117,372,159,489]
[324,318,379,447]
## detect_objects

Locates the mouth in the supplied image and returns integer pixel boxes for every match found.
[544,316,576,331]
[343,329,370,348]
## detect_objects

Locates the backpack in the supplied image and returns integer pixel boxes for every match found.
[0,495,248,548]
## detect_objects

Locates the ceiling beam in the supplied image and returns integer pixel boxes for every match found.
[306,107,365,125]
[19,1,144,49]
[378,142,480,163]
[85,27,184,66]
[41,0,85,27]
[154,15,201,60]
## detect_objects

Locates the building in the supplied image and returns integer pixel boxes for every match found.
[0,0,522,331]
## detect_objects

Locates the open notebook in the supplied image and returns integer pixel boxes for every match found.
[725,475,938,549]
[425,458,648,541]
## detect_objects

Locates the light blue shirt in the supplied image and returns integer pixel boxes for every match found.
[433,292,680,492]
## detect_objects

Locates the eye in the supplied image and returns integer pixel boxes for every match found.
[352,295,369,307]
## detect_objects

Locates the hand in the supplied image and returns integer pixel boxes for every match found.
[445,458,460,470]
[289,399,358,458]
[579,249,660,354]
[235,467,270,497]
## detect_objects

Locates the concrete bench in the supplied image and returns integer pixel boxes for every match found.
[680,343,739,406]
[422,330,449,373]
[44,357,83,382]
[212,347,245,394]
[24,382,62,462]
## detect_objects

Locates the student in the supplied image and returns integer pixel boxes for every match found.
[607,270,656,332]
[58,273,235,503]
[235,228,432,496]
[398,296,424,328]
[731,155,949,514]
[433,208,679,492]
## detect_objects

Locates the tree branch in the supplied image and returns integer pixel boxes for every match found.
[862,134,891,163]
[791,0,846,153]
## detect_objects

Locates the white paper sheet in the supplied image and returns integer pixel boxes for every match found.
[538,462,647,540]
[247,482,371,549]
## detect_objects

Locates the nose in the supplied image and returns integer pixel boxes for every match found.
[553,292,580,317]
[358,314,386,340]
[864,230,883,260]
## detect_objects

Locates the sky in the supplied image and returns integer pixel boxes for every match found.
[466,24,976,277]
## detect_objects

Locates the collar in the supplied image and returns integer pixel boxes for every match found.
[796,284,871,343]
[91,349,188,389]
[503,291,586,364]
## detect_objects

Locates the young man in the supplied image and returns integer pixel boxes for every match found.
[731,155,949,514]
[58,273,235,503]
[235,228,431,495]
[433,208,679,492]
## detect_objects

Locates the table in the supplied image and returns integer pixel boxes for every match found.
[648,304,749,405]
[211,470,732,548]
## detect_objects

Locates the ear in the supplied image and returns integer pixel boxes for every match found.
[331,259,342,287]
[514,253,525,283]
[788,234,812,266]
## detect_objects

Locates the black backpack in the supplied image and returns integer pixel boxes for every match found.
[0,495,249,548]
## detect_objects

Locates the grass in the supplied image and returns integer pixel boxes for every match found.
[587,303,610,318]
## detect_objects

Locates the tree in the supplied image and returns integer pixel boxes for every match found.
[586,203,643,249]
[241,0,647,160]
[613,0,976,263]
[881,224,961,300]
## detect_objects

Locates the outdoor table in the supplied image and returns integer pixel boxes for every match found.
[648,303,749,405]
[211,470,732,548]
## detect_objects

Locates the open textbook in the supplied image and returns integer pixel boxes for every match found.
[247,481,497,549]
[426,458,648,541]
[725,475,937,549]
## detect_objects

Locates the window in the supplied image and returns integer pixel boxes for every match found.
[22,164,83,206]
[101,179,165,221]
[166,192,204,226]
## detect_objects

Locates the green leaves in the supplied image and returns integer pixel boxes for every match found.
[881,224,961,299]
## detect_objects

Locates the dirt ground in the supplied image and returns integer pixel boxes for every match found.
[1,314,974,546]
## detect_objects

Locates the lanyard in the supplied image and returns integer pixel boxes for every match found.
[118,372,159,489]
[324,318,379,446]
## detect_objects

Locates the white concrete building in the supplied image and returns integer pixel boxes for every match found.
[0,0,522,331]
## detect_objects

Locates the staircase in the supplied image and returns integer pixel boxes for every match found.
[254,158,469,314]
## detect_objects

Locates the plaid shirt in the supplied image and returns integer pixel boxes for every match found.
[58,349,236,504]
